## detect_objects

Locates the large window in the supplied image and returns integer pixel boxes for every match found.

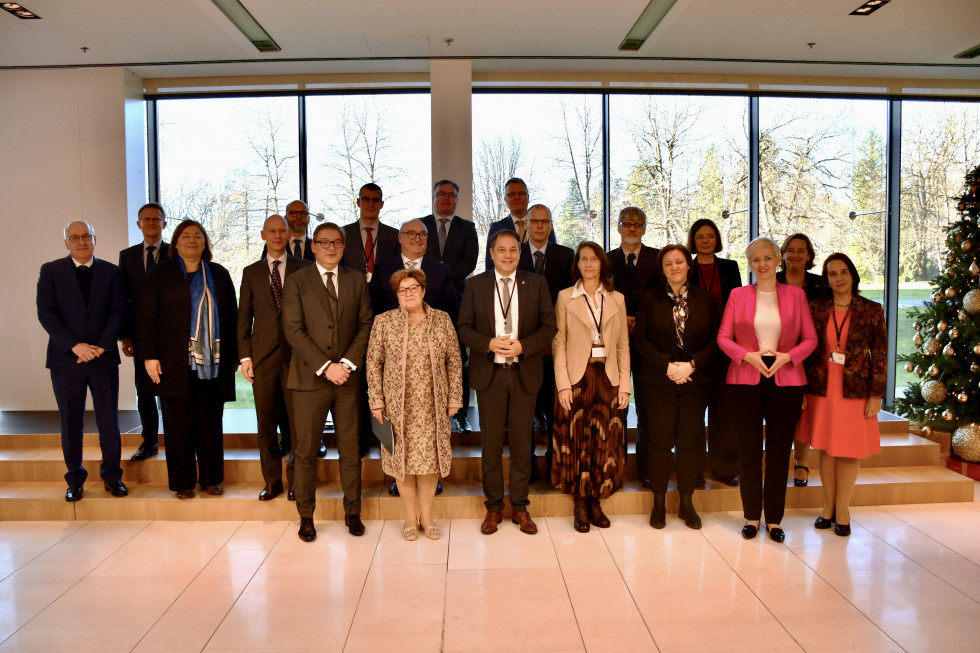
[472,93,604,269]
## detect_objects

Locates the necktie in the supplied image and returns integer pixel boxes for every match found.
[627,252,636,280]
[500,277,514,364]
[271,260,283,312]
[145,245,156,273]
[364,227,374,274]
[324,271,338,350]
[292,239,303,259]
[533,250,545,275]
[516,219,526,243]
[438,218,449,255]
[406,260,418,270]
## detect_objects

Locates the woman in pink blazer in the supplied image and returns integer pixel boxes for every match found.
[717,237,817,543]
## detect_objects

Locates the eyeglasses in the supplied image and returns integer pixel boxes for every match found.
[619,221,645,229]
[314,239,344,249]
[528,219,552,226]
[139,218,163,224]
[66,234,94,243]
[287,210,309,217]
[358,196,382,204]
[400,230,427,240]
[397,284,423,296]
[694,233,715,241]
[434,191,458,199]
[505,191,529,199]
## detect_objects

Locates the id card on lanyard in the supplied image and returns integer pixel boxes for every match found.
[829,306,849,366]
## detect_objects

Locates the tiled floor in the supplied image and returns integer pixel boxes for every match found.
[2,490,980,652]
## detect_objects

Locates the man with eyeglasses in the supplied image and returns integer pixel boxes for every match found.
[118,202,169,461]
[282,222,373,542]
[369,217,459,496]
[607,207,661,487]
[37,221,128,502]
[421,179,479,433]
[340,183,400,284]
[263,200,316,262]
[237,214,312,503]
[516,204,574,482]
[484,178,557,272]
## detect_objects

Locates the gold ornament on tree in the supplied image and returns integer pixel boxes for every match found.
[974,342,980,355]
[915,365,924,377]
[970,259,980,276]
[945,287,957,299]
[929,364,940,377]
[905,361,915,373]
[958,392,969,403]
[952,423,980,463]
[942,409,955,421]
[922,425,934,437]
[913,332,923,348]
[923,338,942,356]
[950,327,960,339]
[971,362,980,374]
[963,289,980,314]
[921,379,948,403]
[937,320,948,332]
[943,343,956,358]
[963,240,974,252]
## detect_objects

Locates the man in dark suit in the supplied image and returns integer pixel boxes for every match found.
[118,202,169,461]
[238,214,312,502]
[484,178,556,271]
[607,207,660,487]
[421,179,479,432]
[37,221,128,501]
[516,204,574,482]
[262,200,315,262]
[340,183,400,283]
[282,222,373,542]
[458,230,557,536]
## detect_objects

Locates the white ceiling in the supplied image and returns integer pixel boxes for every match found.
[1,0,978,80]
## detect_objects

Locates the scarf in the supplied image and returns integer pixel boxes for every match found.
[180,258,221,380]
[667,284,689,349]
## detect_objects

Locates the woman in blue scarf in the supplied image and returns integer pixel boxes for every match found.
[139,220,238,498]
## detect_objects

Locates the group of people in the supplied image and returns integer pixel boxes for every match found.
[37,175,886,544]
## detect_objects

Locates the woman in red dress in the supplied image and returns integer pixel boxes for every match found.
[797,253,887,537]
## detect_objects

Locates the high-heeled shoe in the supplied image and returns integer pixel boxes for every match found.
[766,524,785,543]
[741,523,758,539]
[794,464,809,487]
[834,522,851,537]
[814,511,835,529]
[649,494,666,529]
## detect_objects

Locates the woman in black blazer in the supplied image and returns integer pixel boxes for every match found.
[687,219,742,487]
[138,219,238,498]
[635,244,720,529]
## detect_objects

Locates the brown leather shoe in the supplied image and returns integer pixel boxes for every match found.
[258,482,283,501]
[287,485,295,501]
[480,510,503,535]
[587,498,611,528]
[511,510,538,535]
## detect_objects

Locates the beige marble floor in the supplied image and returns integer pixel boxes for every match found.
[2,487,979,652]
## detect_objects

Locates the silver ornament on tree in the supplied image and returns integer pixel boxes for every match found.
[952,423,980,463]
[921,379,948,403]
[963,289,980,314]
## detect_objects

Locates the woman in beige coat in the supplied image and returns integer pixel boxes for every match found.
[552,242,631,532]
[366,269,463,541]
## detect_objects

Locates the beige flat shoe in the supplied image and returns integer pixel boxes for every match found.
[403,522,418,541]
[423,523,441,540]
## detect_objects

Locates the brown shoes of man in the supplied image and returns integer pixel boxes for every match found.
[480,510,503,534]
[511,511,538,535]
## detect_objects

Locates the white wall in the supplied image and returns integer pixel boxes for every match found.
[430,60,473,221]
[0,67,145,410]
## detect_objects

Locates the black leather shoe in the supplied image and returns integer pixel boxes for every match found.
[459,415,473,434]
[259,482,283,501]
[176,489,194,499]
[345,514,365,536]
[713,474,740,487]
[766,525,786,543]
[278,441,290,457]
[298,517,316,542]
[65,485,83,502]
[436,480,443,495]
[103,480,128,497]
[204,484,223,495]
[694,474,706,488]
[677,494,701,530]
[287,485,295,501]
[794,464,809,487]
[317,442,327,458]
[650,494,666,529]
[587,497,611,528]
[814,513,835,529]
[741,523,759,540]
[388,481,400,496]
[834,522,851,537]
[130,443,158,461]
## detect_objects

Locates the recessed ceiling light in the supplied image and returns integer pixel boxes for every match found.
[2,1,39,18]
[618,0,678,51]
[210,0,280,52]
[850,0,890,16]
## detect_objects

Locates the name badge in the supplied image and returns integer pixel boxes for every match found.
[591,346,607,358]
[830,351,846,365]
[365,272,373,283]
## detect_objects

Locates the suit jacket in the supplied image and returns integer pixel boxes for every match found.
[136,258,239,400]
[340,221,401,276]
[420,214,479,299]
[690,256,742,313]
[485,215,557,272]
[237,257,312,371]
[457,270,557,394]
[281,264,373,392]
[716,283,818,387]
[261,238,314,262]
[633,285,720,386]
[518,242,574,304]
[776,270,826,302]
[607,245,661,317]
[552,286,631,391]
[804,295,887,399]
[37,256,124,371]
[369,256,459,323]
[118,241,169,349]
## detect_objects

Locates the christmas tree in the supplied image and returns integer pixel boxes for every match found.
[895,165,980,462]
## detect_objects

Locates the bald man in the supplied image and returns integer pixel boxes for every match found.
[262,200,315,262]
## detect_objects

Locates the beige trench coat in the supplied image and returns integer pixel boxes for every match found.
[365,305,463,480]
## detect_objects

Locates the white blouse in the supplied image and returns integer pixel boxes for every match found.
[754,288,781,352]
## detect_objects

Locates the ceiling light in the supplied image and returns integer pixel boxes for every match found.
[2,1,39,18]
[850,0,890,16]
[210,0,280,52]
[618,0,678,51]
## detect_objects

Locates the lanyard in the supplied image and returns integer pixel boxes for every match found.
[584,291,604,343]
[494,275,518,324]
[831,305,850,352]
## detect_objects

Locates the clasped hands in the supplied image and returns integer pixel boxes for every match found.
[72,342,105,364]
[558,389,629,412]
[742,350,791,378]
[666,361,694,385]
[488,336,523,359]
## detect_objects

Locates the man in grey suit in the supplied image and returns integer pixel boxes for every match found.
[458,230,557,536]
[238,214,311,502]
[282,222,373,542]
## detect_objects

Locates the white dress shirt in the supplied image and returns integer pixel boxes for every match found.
[492,270,520,364]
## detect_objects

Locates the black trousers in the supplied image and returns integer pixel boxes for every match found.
[159,372,225,492]
[252,358,294,487]
[133,361,159,447]
[706,365,739,478]
[477,366,536,512]
[50,366,122,486]
[644,382,709,495]
[531,354,556,466]
[729,378,805,524]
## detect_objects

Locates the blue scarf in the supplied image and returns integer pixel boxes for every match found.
[179,258,220,380]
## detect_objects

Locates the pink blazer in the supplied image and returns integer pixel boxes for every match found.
[716,283,817,386]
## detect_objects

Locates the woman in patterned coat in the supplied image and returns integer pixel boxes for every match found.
[366,268,463,541]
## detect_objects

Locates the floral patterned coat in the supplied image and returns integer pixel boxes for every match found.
[365,305,463,479]
[804,295,887,399]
